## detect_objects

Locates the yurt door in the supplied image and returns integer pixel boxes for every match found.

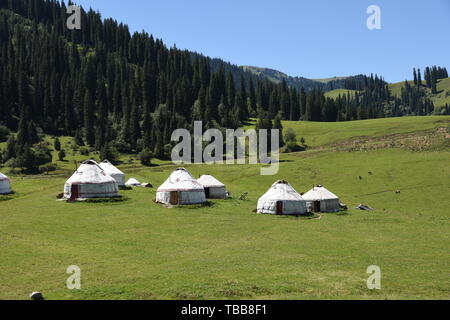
[313,201,321,212]
[205,188,210,198]
[170,191,179,205]
[276,201,283,215]
[69,184,79,201]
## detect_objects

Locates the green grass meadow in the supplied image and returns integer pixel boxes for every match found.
[1,117,449,300]
[282,115,449,147]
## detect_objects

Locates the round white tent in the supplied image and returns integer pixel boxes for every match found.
[63,160,119,200]
[257,180,307,215]
[302,185,340,212]
[156,168,206,205]
[125,178,141,186]
[197,175,228,199]
[0,172,11,195]
[99,160,125,187]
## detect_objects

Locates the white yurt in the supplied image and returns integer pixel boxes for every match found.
[0,172,11,195]
[125,178,141,186]
[156,168,206,205]
[302,185,340,212]
[99,160,125,187]
[63,160,119,200]
[257,180,307,215]
[197,175,228,199]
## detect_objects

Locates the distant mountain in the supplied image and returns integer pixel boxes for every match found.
[241,66,366,92]
[242,66,322,91]
[190,57,353,92]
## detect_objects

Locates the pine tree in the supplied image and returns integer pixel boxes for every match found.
[83,91,95,146]
[16,107,30,150]
[248,78,257,117]
[3,135,17,162]
[95,83,107,150]
[54,137,61,151]
[299,87,306,120]
[425,67,432,88]
[129,101,140,150]
[226,72,235,107]
[417,68,422,86]
[273,115,284,147]
[431,71,437,94]
[58,149,66,161]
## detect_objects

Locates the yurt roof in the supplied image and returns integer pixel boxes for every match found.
[0,172,9,181]
[259,180,304,201]
[126,178,141,185]
[302,185,339,200]
[99,160,124,175]
[197,175,225,187]
[66,160,116,185]
[157,168,204,192]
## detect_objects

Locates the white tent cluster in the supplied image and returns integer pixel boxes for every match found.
[99,160,125,187]
[58,158,342,215]
[257,180,307,215]
[257,182,341,215]
[303,185,340,212]
[0,172,11,195]
[197,175,228,199]
[156,168,206,205]
[63,160,119,200]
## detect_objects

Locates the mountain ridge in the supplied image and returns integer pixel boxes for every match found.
[241,65,365,91]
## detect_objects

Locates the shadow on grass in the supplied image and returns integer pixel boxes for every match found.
[174,201,215,210]
[336,210,350,216]
[119,186,133,191]
[276,212,321,220]
[146,163,161,168]
[65,196,130,204]
[256,210,350,220]
[0,191,18,201]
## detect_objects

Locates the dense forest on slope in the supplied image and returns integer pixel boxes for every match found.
[0,0,448,171]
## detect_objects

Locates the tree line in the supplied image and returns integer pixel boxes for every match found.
[0,0,448,170]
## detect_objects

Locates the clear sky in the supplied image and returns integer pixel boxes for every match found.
[73,0,450,83]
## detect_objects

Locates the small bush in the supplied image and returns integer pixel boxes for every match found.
[34,143,53,166]
[39,163,57,174]
[100,143,120,164]
[54,137,61,151]
[139,148,153,166]
[74,130,85,146]
[79,147,89,156]
[284,128,297,144]
[283,142,306,153]
[0,125,10,142]
[114,139,132,153]
[58,149,66,161]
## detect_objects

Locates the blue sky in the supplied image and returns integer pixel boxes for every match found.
[73,0,450,83]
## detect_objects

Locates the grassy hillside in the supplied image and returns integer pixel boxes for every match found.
[432,78,450,108]
[1,116,449,300]
[281,116,449,147]
[389,78,450,109]
[313,76,350,84]
[324,78,450,113]
[324,89,358,99]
